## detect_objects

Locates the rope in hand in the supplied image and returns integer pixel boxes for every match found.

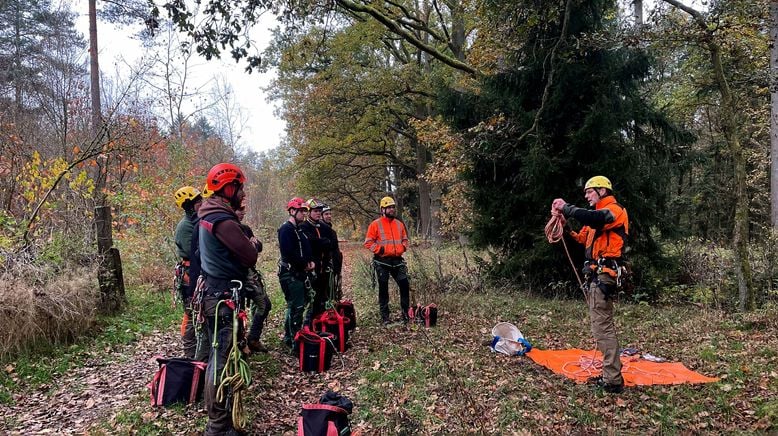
[545,211,585,293]
[547,208,599,373]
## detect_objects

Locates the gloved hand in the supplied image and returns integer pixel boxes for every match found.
[551,198,566,213]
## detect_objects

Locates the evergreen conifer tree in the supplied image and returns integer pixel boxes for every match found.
[439,0,691,293]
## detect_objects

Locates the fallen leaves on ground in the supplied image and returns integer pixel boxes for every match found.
[0,243,776,434]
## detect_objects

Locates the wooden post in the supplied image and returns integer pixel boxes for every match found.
[95,205,125,313]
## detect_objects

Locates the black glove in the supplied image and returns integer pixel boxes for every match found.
[378,247,385,256]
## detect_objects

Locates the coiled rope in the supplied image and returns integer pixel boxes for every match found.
[545,211,585,294]
[561,354,678,382]
[548,212,675,385]
[546,210,600,375]
[213,300,252,432]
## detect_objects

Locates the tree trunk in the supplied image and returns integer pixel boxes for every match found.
[633,0,644,25]
[89,0,125,314]
[450,2,466,61]
[96,206,125,312]
[411,0,438,242]
[89,0,101,138]
[709,42,754,311]
[661,0,754,311]
[771,0,778,228]
[415,136,432,239]
[13,0,23,112]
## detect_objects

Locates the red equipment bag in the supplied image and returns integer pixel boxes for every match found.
[408,304,438,327]
[335,300,357,331]
[297,390,353,436]
[313,309,351,353]
[294,326,336,373]
[148,356,207,406]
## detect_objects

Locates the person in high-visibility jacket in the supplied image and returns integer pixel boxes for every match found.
[551,175,627,394]
[364,196,410,325]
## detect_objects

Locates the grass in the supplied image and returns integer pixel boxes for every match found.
[0,285,180,405]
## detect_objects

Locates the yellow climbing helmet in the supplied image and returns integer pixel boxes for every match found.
[174,186,201,209]
[379,196,396,208]
[201,184,213,199]
[584,176,612,191]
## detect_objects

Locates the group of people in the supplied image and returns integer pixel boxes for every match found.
[171,164,629,434]
[276,196,344,348]
[172,162,414,434]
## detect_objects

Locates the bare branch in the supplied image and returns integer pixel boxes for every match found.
[335,0,479,76]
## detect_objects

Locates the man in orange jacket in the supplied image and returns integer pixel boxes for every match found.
[364,196,410,325]
[551,175,628,394]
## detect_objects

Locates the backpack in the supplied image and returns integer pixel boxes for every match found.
[294,326,336,373]
[148,357,207,406]
[298,390,353,436]
[408,304,438,327]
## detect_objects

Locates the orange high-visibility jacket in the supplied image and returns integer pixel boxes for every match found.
[567,195,629,260]
[364,216,409,258]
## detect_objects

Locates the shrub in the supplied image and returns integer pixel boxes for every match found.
[0,261,99,358]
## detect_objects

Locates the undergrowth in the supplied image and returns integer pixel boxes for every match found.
[0,285,178,405]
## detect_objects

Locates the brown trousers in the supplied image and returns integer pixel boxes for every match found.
[588,274,623,385]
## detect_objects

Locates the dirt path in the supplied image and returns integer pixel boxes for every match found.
[0,329,180,434]
[1,242,373,435]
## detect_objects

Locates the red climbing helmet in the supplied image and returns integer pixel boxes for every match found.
[287,197,308,211]
[206,163,245,193]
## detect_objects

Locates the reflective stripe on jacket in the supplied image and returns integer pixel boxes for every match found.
[567,196,629,260]
[364,216,409,258]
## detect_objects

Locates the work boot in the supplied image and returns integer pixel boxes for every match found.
[382,317,392,327]
[247,338,268,353]
[588,376,624,394]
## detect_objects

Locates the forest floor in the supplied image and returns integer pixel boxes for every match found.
[1,242,777,434]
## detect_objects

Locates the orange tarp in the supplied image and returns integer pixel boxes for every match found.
[525,348,719,386]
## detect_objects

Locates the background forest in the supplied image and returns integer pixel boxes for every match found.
[0,0,775,358]
[1,0,777,433]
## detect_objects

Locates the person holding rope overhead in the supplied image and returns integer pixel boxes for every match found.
[198,163,259,434]
[551,175,628,394]
[364,196,410,326]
